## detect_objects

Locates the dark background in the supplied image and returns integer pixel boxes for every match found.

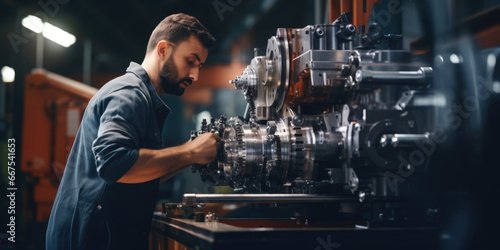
[1,0,500,249]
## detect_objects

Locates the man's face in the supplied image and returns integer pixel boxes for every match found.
[158,35,208,96]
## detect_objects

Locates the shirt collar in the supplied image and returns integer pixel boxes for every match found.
[126,62,171,120]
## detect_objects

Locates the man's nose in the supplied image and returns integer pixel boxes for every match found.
[189,67,199,81]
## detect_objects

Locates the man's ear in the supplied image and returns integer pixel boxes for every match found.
[156,40,173,61]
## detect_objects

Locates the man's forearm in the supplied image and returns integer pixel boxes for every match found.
[117,145,193,184]
[115,133,220,184]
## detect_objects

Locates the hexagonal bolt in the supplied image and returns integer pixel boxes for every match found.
[348,54,360,67]
[345,24,357,34]
[315,27,325,38]
[293,115,304,126]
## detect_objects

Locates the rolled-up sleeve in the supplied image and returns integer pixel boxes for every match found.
[92,87,150,183]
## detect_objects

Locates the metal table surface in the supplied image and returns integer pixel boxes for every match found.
[150,212,439,250]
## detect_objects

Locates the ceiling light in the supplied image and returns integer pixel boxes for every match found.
[449,54,461,64]
[1,66,15,83]
[21,15,76,47]
[42,22,76,47]
[22,15,44,33]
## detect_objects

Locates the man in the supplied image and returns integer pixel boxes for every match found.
[46,13,219,249]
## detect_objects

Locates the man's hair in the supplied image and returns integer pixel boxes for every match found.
[146,13,215,53]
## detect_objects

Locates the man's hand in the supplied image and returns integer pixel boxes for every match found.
[186,132,221,164]
[116,132,221,184]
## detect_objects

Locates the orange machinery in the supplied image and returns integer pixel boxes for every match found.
[329,0,383,27]
[21,70,97,221]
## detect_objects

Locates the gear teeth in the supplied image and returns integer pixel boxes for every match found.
[233,123,246,181]
[291,126,305,177]
[275,137,282,166]
[271,136,282,168]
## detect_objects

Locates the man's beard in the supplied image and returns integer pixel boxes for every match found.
[159,55,192,96]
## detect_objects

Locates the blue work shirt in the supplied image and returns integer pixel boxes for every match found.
[46,62,171,250]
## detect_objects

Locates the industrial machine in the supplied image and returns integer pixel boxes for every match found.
[151,1,500,248]
[192,15,434,198]
[152,11,441,250]
[190,11,435,207]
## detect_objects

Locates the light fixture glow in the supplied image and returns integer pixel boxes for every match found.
[42,22,76,47]
[21,15,44,33]
[21,15,76,47]
[1,66,15,83]
[493,81,500,94]
[450,54,461,64]
[487,53,496,68]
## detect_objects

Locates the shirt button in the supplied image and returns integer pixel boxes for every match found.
[97,205,102,210]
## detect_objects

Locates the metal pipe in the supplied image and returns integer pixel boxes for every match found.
[379,133,430,148]
[355,67,432,86]
[183,193,355,206]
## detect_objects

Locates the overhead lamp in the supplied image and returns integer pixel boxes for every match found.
[22,15,44,33]
[21,15,76,47]
[1,66,15,83]
[42,23,76,47]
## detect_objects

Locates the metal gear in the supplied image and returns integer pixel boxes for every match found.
[272,136,282,168]
[233,123,246,180]
[290,125,305,180]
